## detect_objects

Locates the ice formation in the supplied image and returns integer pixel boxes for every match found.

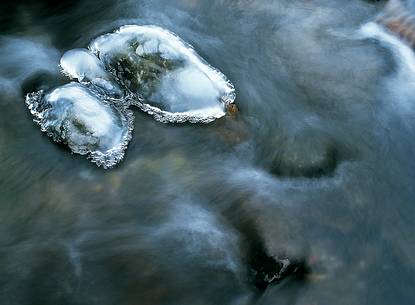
[25,83,134,168]
[60,48,123,97]
[89,25,236,123]
[25,25,237,167]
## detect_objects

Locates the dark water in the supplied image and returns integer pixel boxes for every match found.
[1,0,415,304]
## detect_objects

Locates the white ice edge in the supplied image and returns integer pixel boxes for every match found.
[130,98,226,124]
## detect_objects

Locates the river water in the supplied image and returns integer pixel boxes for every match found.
[1,0,415,304]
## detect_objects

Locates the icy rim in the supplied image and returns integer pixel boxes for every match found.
[25,89,135,169]
[89,25,236,123]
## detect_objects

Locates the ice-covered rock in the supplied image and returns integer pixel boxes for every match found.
[60,48,123,97]
[25,24,237,168]
[89,25,236,123]
[25,82,134,168]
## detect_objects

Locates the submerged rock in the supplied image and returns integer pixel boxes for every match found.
[250,252,309,290]
[25,82,134,168]
[89,25,236,123]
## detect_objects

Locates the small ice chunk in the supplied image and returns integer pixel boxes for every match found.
[60,48,123,97]
[25,82,133,168]
[89,25,236,123]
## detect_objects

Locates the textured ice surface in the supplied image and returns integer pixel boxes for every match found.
[89,25,236,123]
[60,48,123,97]
[25,83,134,168]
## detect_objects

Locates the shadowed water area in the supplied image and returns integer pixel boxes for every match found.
[1,0,415,304]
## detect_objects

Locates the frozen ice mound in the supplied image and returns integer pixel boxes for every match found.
[25,83,134,168]
[25,25,237,167]
[89,25,236,123]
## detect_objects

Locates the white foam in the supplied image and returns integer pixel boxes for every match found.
[0,36,60,86]
[152,200,240,271]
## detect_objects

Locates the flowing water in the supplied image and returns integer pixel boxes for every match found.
[1,0,415,304]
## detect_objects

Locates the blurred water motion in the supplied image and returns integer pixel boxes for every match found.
[1,1,415,305]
